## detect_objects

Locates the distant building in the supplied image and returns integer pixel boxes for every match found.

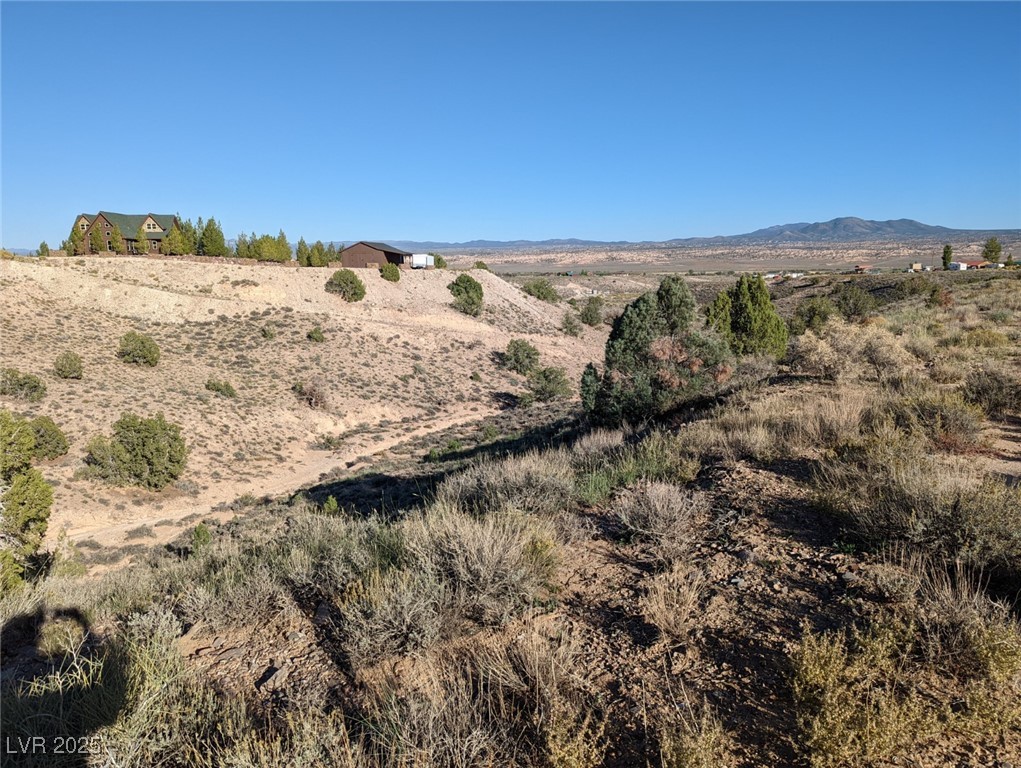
[854,264,878,274]
[73,212,178,254]
[908,262,923,272]
[948,262,968,271]
[339,241,412,269]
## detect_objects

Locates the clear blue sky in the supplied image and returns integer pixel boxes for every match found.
[2,1,1019,247]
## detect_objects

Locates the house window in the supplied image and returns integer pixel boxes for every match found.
[79,223,87,231]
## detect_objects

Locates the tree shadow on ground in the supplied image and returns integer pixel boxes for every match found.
[1,608,125,768]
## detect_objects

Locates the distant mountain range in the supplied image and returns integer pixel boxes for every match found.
[8,217,1018,256]
[376,218,1020,251]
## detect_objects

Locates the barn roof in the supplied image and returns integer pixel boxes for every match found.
[345,241,412,256]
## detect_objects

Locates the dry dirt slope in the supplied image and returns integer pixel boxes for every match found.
[0,256,604,550]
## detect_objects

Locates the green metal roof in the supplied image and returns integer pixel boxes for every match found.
[94,212,176,237]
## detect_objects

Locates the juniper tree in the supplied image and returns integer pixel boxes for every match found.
[585,276,732,425]
[706,274,787,357]
[942,244,953,270]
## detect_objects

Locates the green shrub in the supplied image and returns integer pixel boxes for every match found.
[832,283,878,320]
[434,254,448,269]
[260,324,276,340]
[191,523,212,551]
[29,416,68,460]
[325,269,366,302]
[561,312,582,337]
[0,410,35,477]
[117,331,160,366]
[379,262,401,282]
[54,351,83,379]
[579,295,604,327]
[82,412,187,490]
[0,410,53,591]
[307,326,325,342]
[522,278,560,303]
[961,328,1008,348]
[789,297,837,336]
[204,379,237,398]
[704,274,788,357]
[473,260,490,271]
[526,367,572,402]
[0,368,46,402]
[448,273,484,316]
[503,339,540,375]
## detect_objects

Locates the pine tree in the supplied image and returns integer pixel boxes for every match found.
[109,226,126,254]
[326,243,337,261]
[310,240,327,267]
[199,218,229,257]
[88,227,104,254]
[178,217,198,255]
[161,225,187,255]
[296,237,311,266]
[68,226,85,256]
[982,237,1002,263]
[276,230,291,261]
[194,217,205,254]
[235,233,251,260]
[37,242,49,258]
[134,225,149,254]
[942,244,953,270]
[704,290,734,349]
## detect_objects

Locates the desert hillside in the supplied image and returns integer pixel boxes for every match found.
[0,256,604,550]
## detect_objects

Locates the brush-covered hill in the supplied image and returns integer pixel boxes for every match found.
[0,255,604,550]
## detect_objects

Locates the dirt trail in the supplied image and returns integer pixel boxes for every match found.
[64,405,493,547]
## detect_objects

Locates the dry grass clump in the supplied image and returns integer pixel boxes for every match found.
[616,481,707,566]
[434,449,575,518]
[401,505,557,627]
[641,562,707,642]
[668,387,869,465]
[863,389,986,453]
[913,565,1021,685]
[337,568,447,668]
[573,430,701,505]
[359,624,604,768]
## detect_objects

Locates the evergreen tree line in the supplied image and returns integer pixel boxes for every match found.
[60,215,352,266]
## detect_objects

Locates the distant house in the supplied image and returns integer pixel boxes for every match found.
[948,261,968,271]
[854,264,878,274]
[908,262,923,272]
[74,212,178,254]
[339,241,412,269]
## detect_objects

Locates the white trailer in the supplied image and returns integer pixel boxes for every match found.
[411,253,435,269]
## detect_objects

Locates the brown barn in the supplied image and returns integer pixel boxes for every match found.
[339,241,412,269]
